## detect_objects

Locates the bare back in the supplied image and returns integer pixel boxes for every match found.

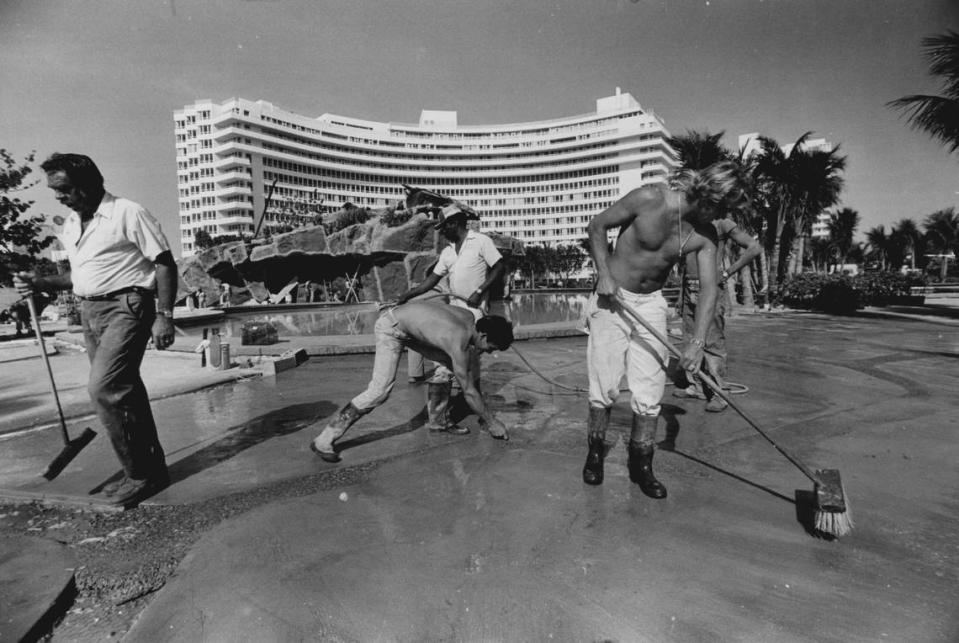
[392,302,477,368]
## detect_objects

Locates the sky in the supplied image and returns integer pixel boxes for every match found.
[2,0,957,258]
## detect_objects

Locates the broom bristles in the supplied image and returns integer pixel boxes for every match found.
[814,506,854,538]
[814,468,853,538]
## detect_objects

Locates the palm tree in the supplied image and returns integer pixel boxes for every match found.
[884,226,908,271]
[808,236,833,273]
[888,30,959,154]
[729,144,764,306]
[751,134,791,287]
[865,225,889,270]
[827,208,860,269]
[752,132,846,286]
[666,130,728,170]
[923,207,959,280]
[894,218,922,270]
[786,146,845,275]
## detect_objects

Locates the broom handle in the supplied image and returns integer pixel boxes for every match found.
[614,294,821,486]
[26,296,71,446]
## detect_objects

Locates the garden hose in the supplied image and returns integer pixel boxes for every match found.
[380,295,749,395]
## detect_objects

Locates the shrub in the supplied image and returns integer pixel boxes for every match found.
[775,272,859,314]
[854,271,926,306]
[775,271,928,313]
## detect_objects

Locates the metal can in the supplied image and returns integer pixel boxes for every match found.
[219,343,230,370]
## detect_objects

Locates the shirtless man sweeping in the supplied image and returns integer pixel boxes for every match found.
[309,302,514,462]
[583,161,746,498]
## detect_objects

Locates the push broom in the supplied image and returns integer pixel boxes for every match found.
[614,294,853,538]
[25,296,97,480]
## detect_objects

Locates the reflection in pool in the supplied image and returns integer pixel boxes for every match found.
[181,292,592,341]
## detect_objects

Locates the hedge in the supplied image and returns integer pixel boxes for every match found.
[774,271,927,314]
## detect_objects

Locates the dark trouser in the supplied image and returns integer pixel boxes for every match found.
[81,292,166,479]
[680,278,728,391]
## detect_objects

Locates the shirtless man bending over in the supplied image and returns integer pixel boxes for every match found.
[309,302,513,462]
[583,161,746,498]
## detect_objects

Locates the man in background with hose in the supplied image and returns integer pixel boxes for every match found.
[583,162,747,499]
[15,153,177,508]
[674,218,762,412]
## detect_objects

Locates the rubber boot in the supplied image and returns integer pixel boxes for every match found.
[582,405,611,485]
[311,402,364,462]
[627,414,667,499]
[427,382,468,435]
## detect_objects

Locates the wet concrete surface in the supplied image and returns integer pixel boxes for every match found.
[129,312,959,642]
[2,310,959,640]
[0,535,77,642]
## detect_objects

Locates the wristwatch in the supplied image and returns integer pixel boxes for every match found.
[156,308,174,319]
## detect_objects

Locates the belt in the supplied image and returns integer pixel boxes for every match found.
[77,286,154,301]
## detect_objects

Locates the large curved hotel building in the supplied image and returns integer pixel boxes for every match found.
[175,89,678,257]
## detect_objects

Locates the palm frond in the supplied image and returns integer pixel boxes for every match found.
[887,94,959,152]
[922,30,959,91]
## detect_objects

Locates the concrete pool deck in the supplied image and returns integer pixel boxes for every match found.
[2,304,958,641]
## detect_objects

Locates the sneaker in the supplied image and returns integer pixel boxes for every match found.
[103,468,169,497]
[427,423,470,435]
[705,397,729,413]
[101,475,127,496]
[673,386,707,400]
[107,475,169,507]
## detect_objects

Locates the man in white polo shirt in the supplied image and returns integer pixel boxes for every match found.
[15,153,177,507]
[396,203,506,431]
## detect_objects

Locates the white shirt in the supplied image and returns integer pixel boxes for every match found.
[59,192,171,297]
[433,230,502,314]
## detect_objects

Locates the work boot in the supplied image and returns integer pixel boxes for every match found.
[628,414,667,499]
[426,382,469,435]
[310,402,364,463]
[582,405,611,486]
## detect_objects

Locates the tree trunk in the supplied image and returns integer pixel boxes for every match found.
[787,236,800,275]
[796,234,806,274]
[767,201,789,287]
[759,252,770,309]
[741,263,756,308]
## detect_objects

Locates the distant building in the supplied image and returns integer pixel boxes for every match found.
[737,133,835,239]
[174,89,678,256]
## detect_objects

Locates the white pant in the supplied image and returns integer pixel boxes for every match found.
[586,289,668,416]
[352,311,406,411]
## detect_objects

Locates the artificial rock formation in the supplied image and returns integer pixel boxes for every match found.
[177,207,524,306]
